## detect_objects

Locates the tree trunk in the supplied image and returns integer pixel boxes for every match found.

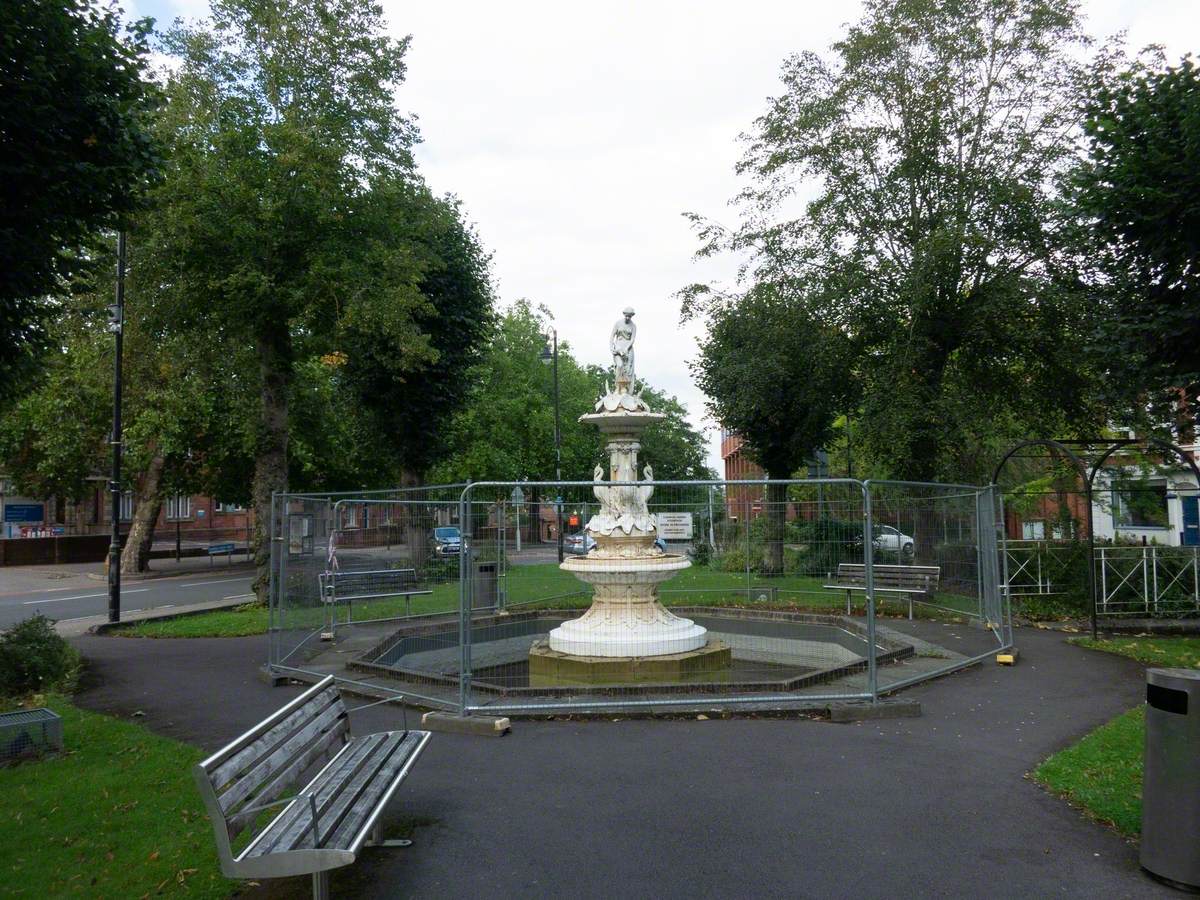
[119,451,165,574]
[252,331,292,604]
[761,479,788,576]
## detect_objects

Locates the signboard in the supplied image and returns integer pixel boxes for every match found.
[656,512,694,540]
[4,503,45,524]
[208,542,236,555]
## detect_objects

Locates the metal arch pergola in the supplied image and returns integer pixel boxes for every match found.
[992,437,1200,639]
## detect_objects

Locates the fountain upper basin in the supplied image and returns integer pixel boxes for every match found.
[559,552,691,581]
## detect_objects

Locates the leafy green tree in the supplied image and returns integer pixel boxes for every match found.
[1074,54,1200,402]
[0,0,159,402]
[686,0,1105,485]
[0,251,256,573]
[145,0,491,597]
[338,191,495,483]
[431,301,714,491]
[692,287,854,573]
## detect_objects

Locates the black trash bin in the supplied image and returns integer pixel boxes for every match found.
[1141,667,1200,889]
[472,561,498,610]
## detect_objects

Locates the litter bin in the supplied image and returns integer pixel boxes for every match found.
[1141,667,1200,889]
[472,561,498,610]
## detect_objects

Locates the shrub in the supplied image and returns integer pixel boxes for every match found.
[790,517,862,573]
[718,547,749,573]
[0,615,81,697]
[689,541,712,567]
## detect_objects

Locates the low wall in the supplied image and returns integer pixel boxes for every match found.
[0,534,128,567]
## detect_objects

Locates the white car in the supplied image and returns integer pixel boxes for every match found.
[874,525,914,558]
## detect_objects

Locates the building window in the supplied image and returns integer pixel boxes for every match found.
[119,491,134,522]
[166,494,191,520]
[1113,479,1169,529]
[216,501,244,513]
[1022,520,1046,540]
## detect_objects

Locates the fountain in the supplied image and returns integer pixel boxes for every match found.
[528,308,732,684]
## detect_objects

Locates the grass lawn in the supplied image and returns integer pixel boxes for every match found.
[1034,636,1200,839]
[1069,636,1200,669]
[1033,706,1144,837]
[119,603,270,638]
[0,696,232,898]
[115,562,980,638]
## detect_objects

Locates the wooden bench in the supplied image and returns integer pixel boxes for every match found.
[824,563,941,619]
[194,675,431,900]
[318,567,433,639]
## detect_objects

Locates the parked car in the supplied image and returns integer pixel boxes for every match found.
[874,525,914,559]
[565,533,667,555]
[565,532,595,555]
[431,526,462,557]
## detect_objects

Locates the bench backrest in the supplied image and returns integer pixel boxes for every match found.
[193,676,349,865]
[321,568,417,602]
[835,563,941,590]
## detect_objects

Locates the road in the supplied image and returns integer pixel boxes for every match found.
[0,565,254,629]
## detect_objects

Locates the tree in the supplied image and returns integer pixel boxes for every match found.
[686,0,1105,485]
[0,0,159,402]
[0,247,256,574]
[692,287,854,572]
[430,301,714,489]
[1074,54,1200,401]
[339,190,495,483]
[147,0,492,598]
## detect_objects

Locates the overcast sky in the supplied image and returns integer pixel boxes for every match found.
[128,0,1199,473]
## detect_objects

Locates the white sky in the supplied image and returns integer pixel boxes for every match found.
[130,0,1199,473]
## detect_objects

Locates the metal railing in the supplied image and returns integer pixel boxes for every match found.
[1098,545,1200,617]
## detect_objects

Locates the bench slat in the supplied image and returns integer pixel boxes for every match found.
[290,733,402,851]
[210,687,340,789]
[218,694,345,815]
[830,563,940,590]
[226,709,349,836]
[324,732,425,850]
[248,731,424,856]
[247,732,390,857]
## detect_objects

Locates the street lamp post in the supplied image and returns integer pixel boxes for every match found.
[540,329,563,563]
[107,231,126,623]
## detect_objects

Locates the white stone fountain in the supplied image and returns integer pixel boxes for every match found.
[528,309,727,682]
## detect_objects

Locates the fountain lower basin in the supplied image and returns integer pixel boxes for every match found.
[548,552,708,657]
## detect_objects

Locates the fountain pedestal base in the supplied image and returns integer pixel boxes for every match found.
[528,639,731,687]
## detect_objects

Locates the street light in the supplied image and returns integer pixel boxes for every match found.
[541,329,563,563]
[107,231,126,623]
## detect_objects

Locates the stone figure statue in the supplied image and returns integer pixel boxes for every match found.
[609,307,636,384]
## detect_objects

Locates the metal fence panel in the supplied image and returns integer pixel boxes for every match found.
[267,478,1008,715]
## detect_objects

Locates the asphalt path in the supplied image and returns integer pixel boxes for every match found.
[70,626,1168,899]
[0,566,253,629]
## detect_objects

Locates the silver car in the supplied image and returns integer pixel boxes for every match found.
[874,525,914,558]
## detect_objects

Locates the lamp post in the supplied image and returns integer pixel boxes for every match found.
[540,329,563,563]
[107,231,126,623]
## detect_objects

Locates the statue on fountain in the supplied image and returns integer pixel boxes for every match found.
[595,307,651,413]
[610,307,636,385]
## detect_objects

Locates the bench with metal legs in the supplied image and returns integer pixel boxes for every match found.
[824,563,941,619]
[194,675,431,899]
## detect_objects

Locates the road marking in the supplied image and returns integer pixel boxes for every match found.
[223,593,255,601]
[179,577,250,588]
[24,588,149,605]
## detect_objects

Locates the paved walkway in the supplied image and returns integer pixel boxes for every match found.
[70,627,1167,899]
